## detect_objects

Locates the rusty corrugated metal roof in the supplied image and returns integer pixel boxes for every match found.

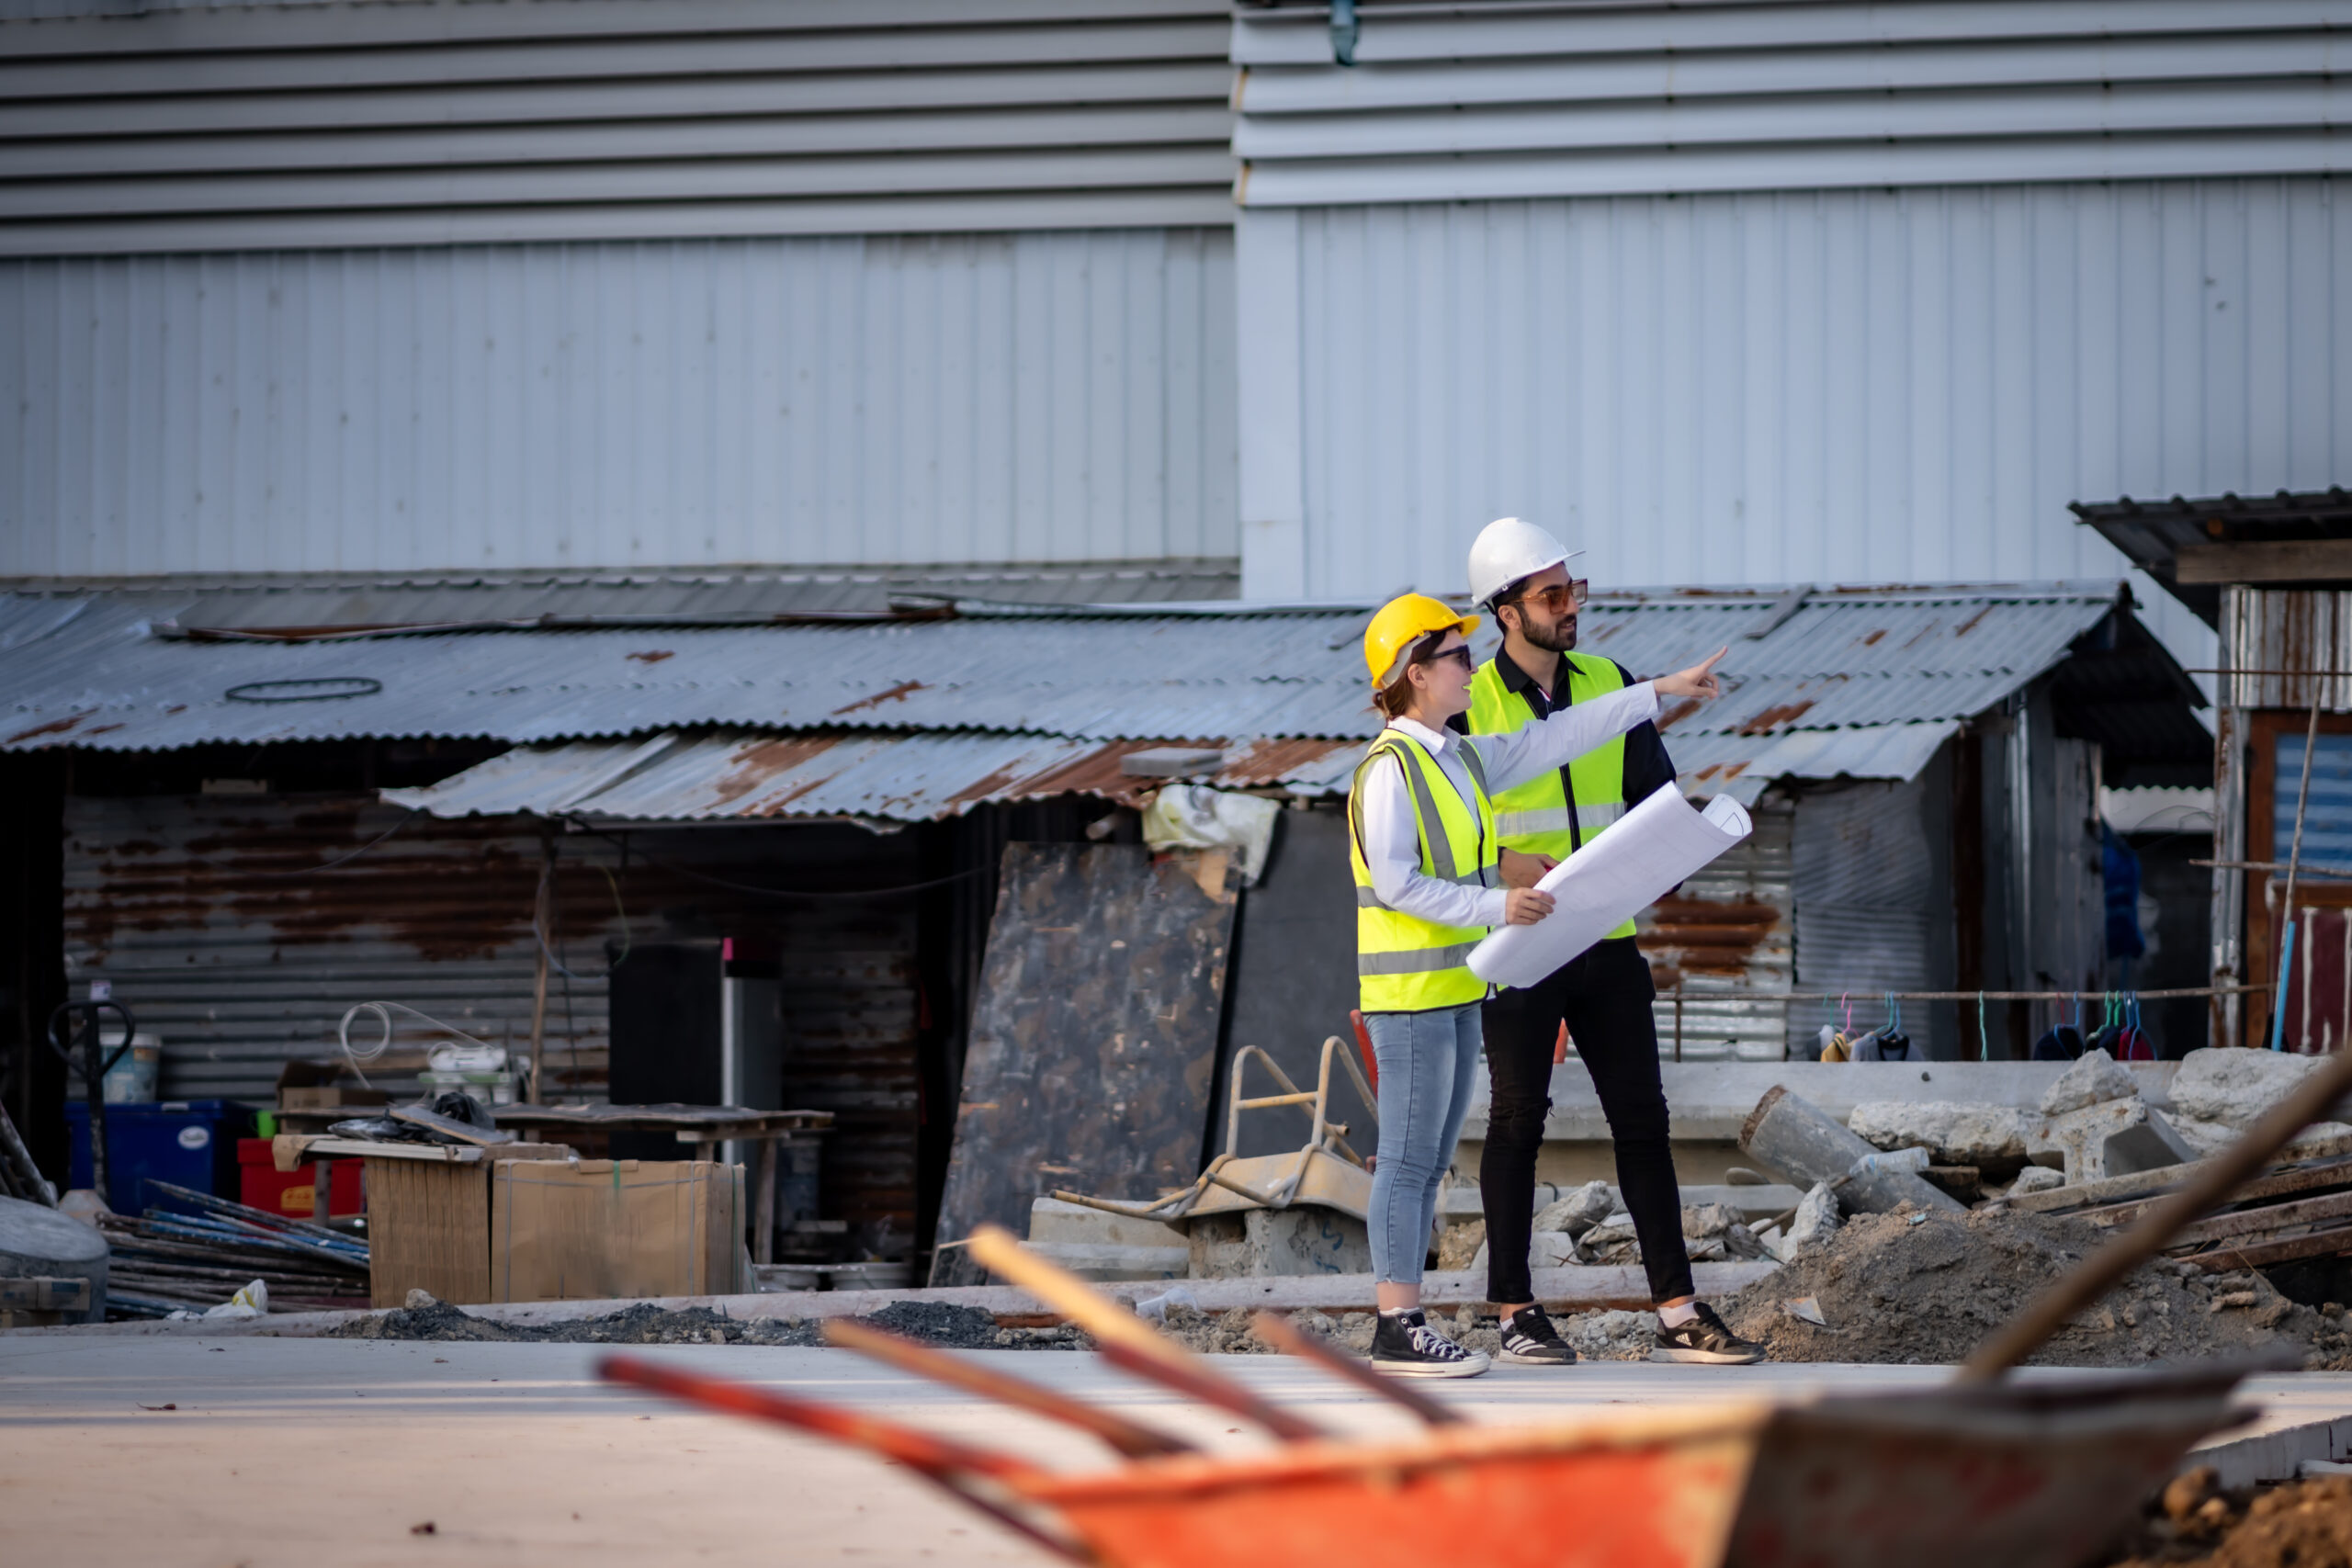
[385,730,1363,823]
[4,580,2159,813]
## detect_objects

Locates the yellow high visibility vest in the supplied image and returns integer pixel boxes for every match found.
[1347,729,1498,1012]
[1464,651,1636,941]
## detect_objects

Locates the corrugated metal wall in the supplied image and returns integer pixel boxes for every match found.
[1232,1,2344,204]
[65,794,627,1100]
[1238,177,2352,675]
[61,792,924,1244]
[2,229,1238,575]
[1635,792,1792,1063]
[1792,777,1939,1046]
[0,0,1233,254]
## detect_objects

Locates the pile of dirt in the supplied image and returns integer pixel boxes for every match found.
[1714,1204,2331,1367]
[2099,1466,2352,1566]
[326,1296,1089,1349]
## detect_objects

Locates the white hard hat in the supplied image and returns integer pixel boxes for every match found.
[1467,517,1583,610]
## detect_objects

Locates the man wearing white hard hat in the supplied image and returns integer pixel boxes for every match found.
[1454,517,1765,1368]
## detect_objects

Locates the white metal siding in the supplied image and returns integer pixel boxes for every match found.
[1239,178,2352,671]
[1233,1,2346,205]
[2,228,1238,575]
[0,0,1235,254]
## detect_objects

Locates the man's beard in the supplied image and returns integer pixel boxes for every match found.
[1523,612,1577,653]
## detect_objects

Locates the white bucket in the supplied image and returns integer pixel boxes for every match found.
[101,1035,160,1104]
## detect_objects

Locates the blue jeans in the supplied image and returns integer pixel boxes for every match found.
[1365,1003,1484,1286]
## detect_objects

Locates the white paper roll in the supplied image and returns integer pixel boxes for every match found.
[1468,788,1752,990]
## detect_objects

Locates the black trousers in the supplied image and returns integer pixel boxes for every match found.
[1479,936,1694,1307]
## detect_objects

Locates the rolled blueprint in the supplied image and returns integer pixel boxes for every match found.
[1468,787,1751,989]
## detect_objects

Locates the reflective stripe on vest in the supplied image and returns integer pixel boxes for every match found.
[1464,651,1637,941]
[1346,731,1497,1011]
[1491,798,1625,840]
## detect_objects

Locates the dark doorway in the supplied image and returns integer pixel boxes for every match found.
[605,941,722,1161]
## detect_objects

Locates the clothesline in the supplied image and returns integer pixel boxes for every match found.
[1657,984,2268,1003]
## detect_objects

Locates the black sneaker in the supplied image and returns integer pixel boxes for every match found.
[1369,1310,1490,1379]
[1650,1303,1765,1365]
[1498,1304,1578,1366]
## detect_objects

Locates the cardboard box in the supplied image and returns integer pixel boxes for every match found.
[275,1059,389,1111]
[367,1157,492,1307]
[491,1160,743,1303]
[277,1086,390,1111]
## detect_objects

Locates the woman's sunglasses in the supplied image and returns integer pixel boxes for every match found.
[1511,579,1589,615]
[1418,645,1475,673]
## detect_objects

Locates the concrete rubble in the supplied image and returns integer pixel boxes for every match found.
[2166,1046,2352,1158]
[2041,1048,2147,1116]
[2032,1093,2199,1185]
[1848,1100,2036,1172]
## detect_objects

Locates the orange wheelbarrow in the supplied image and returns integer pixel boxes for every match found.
[600,1224,2260,1568]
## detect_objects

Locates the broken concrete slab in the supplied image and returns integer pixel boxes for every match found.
[2172,1116,2352,1160]
[1026,1197,1187,1249]
[2005,1166,2067,1198]
[1737,1085,1965,1213]
[1847,1100,2036,1169]
[1185,1206,1371,1278]
[2040,1048,2143,1116]
[2171,1046,2338,1128]
[1442,1179,1804,1225]
[1461,1058,2183,1144]
[1530,1179,1615,1237]
[1468,1229,1580,1277]
[1021,1242,1190,1282]
[2031,1097,2199,1185]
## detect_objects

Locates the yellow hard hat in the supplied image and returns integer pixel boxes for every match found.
[1363,593,1480,688]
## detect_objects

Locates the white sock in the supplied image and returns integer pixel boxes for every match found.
[1658,1301,1701,1328]
[1380,1305,1419,1319]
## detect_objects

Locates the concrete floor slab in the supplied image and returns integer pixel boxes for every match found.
[7,1336,2352,1566]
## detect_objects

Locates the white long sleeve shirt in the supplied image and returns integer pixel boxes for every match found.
[1354,683,1663,930]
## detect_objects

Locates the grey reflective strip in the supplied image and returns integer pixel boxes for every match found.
[1457,741,1491,797]
[1380,740,1461,883]
[1358,942,1481,976]
[1356,868,1487,908]
[1496,800,1624,839]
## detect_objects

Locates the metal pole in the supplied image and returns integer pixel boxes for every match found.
[529,837,554,1077]
[2273,696,2323,1051]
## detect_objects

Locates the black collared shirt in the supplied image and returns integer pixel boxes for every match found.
[1447,651,1679,847]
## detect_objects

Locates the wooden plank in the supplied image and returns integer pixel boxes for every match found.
[930,842,1238,1288]
[495,1103,832,1132]
[2010,1148,2352,1217]
[2185,1220,2352,1272]
[389,1104,516,1146]
[2171,1188,2352,1248]
[366,1158,492,1308]
[2177,539,2352,585]
[2076,1156,2352,1228]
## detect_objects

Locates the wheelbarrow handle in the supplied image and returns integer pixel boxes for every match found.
[46,999,136,1082]
[596,1355,1084,1562]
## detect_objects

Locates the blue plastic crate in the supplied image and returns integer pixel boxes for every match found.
[63,1100,255,1215]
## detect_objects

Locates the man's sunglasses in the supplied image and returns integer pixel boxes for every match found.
[1511,579,1589,615]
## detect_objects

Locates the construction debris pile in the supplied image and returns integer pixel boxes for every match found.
[330,1293,1096,1350]
[2097,1466,2352,1568]
[99,1182,369,1317]
[1705,1202,2328,1367]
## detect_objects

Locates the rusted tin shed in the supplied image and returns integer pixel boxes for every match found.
[2079,490,2352,1054]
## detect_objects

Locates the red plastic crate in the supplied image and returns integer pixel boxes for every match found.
[236,1137,363,1219]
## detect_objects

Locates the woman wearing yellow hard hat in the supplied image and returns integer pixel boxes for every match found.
[1350,592,1724,1377]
